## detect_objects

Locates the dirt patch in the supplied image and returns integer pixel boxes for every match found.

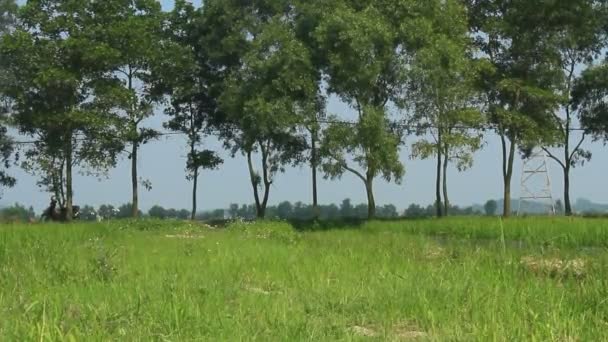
[350,325,379,337]
[394,323,428,340]
[424,246,447,260]
[244,286,271,295]
[349,323,428,339]
[520,256,587,279]
[164,234,204,239]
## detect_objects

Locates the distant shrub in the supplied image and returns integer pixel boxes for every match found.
[0,203,36,223]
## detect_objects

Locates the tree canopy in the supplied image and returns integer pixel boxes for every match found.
[0,0,606,219]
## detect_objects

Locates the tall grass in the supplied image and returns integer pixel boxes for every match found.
[0,218,607,340]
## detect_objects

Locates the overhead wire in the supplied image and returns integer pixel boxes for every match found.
[8,118,590,146]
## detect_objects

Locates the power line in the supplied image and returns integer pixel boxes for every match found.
[8,119,589,146]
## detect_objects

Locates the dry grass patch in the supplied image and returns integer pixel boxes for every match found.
[520,256,587,279]
[423,245,447,260]
[350,325,379,337]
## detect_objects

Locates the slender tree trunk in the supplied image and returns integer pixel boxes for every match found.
[247,150,263,218]
[563,63,575,216]
[501,134,516,217]
[311,129,319,219]
[260,142,271,219]
[563,107,573,216]
[365,176,376,219]
[189,109,199,221]
[127,70,140,219]
[56,156,66,208]
[442,146,449,217]
[65,137,73,222]
[435,131,443,218]
[191,166,198,220]
[260,180,270,219]
[131,139,139,218]
[564,166,571,216]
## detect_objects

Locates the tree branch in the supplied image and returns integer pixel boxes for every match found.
[542,147,566,170]
[342,163,367,184]
[569,133,586,162]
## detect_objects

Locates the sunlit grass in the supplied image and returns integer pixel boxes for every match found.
[0,218,607,340]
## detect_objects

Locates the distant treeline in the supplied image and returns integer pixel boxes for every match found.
[3,198,608,223]
[0,199,486,222]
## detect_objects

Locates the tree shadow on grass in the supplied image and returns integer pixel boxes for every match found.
[288,218,367,232]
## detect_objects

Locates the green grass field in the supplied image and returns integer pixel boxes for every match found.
[1,218,607,341]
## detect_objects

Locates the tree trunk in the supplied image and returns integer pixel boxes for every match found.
[365,176,376,219]
[311,130,319,219]
[563,63,575,217]
[563,106,574,216]
[65,137,73,222]
[191,166,198,220]
[56,156,66,208]
[260,142,271,219]
[564,166,572,216]
[442,146,449,217]
[435,132,443,218]
[127,70,139,219]
[247,150,263,218]
[501,134,516,217]
[131,140,139,218]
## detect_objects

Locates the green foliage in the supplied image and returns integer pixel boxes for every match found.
[465,0,570,216]
[573,63,608,142]
[203,0,317,217]
[408,0,483,168]
[0,203,35,222]
[116,203,143,219]
[148,205,190,220]
[321,109,404,184]
[0,0,125,209]
[157,0,224,188]
[484,200,498,216]
[78,205,98,221]
[314,1,407,218]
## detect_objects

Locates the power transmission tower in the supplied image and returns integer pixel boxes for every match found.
[518,149,556,216]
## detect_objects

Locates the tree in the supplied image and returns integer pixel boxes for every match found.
[0,203,35,222]
[204,0,315,218]
[0,0,17,194]
[405,204,426,218]
[0,121,14,195]
[292,2,333,219]
[315,2,406,219]
[541,0,608,216]
[484,200,497,216]
[408,0,484,217]
[1,0,124,220]
[91,0,165,218]
[555,199,565,215]
[573,63,608,143]
[79,205,98,221]
[116,203,142,219]
[467,0,564,217]
[277,201,294,220]
[148,205,167,219]
[98,204,116,219]
[154,0,223,220]
[340,198,354,218]
[228,204,239,219]
[379,204,398,218]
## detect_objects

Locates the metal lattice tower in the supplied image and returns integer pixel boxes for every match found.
[518,149,556,216]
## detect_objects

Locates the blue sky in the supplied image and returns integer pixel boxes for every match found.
[2,0,607,212]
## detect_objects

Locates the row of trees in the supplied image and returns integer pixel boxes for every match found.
[1,0,608,220]
[0,199,486,222]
